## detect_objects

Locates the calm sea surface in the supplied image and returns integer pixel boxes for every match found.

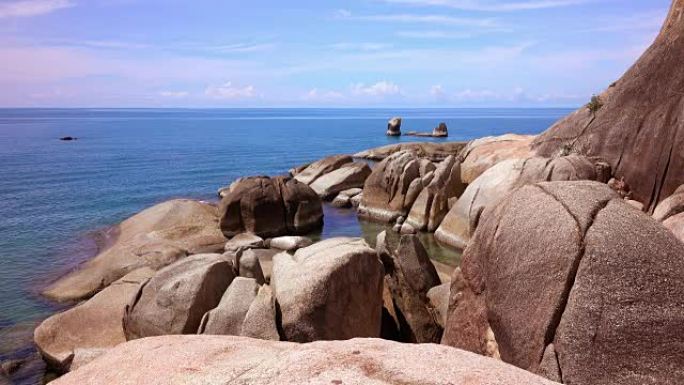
[0,108,571,383]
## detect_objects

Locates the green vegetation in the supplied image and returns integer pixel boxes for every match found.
[586,95,603,114]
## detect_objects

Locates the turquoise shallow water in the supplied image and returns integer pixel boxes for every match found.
[0,108,571,383]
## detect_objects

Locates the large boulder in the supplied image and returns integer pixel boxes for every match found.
[443,181,684,384]
[460,134,536,184]
[271,238,384,342]
[377,232,442,343]
[435,155,604,249]
[405,155,465,232]
[293,155,353,185]
[34,268,154,373]
[387,116,402,136]
[199,277,259,335]
[309,162,371,200]
[532,0,684,212]
[52,335,558,385]
[354,141,467,162]
[219,176,323,238]
[653,185,684,222]
[664,212,684,242]
[240,285,280,340]
[43,199,226,302]
[358,151,425,223]
[123,255,234,340]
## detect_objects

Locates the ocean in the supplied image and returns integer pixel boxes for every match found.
[0,107,571,383]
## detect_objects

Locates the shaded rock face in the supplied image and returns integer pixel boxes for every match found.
[377,232,443,343]
[433,122,448,137]
[653,185,684,222]
[387,117,402,136]
[123,255,234,340]
[309,162,371,200]
[218,176,323,238]
[271,238,384,342]
[34,268,154,373]
[52,336,558,385]
[460,134,536,184]
[435,155,603,250]
[358,151,425,223]
[293,155,353,185]
[199,277,259,335]
[354,141,467,162]
[443,181,684,385]
[405,155,465,232]
[532,1,684,212]
[43,199,226,302]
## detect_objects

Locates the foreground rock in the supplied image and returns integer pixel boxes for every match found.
[123,255,234,339]
[309,162,371,199]
[532,0,684,212]
[664,213,684,242]
[219,176,323,238]
[34,268,154,373]
[387,116,402,136]
[460,134,535,184]
[272,238,384,342]
[44,199,226,302]
[435,155,606,249]
[199,277,259,335]
[443,181,684,385]
[52,336,558,385]
[354,141,467,162]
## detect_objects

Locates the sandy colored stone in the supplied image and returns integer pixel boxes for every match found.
[354,141,467,162]
[293,155,353,185]
[199,277,259,335]
[240,285,280,341]
[663,212,684,242]
[653,185,684,221]
[309,162,371,200]
[460,134,536,184]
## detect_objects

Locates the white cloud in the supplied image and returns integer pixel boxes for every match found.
[351,81,401,97]
[0,0,74,19]
[205,82,257,99]
[384,0,590,12]
[159,91,189,98]
[430,84,445,97]
[336,10,497,28]
[302,88,345,102]
[396,30,474,39]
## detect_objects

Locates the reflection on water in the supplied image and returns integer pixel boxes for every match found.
[315,203,462,267]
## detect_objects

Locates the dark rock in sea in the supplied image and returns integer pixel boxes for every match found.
[433,122,448,137]
[59,137,77,141]
[387,117,402,136]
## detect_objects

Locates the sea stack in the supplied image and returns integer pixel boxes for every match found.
[432,123,448,137]
[532,0,684,212]
[387,117,402,136]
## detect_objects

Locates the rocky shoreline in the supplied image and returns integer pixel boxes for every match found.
[4,1,684,384]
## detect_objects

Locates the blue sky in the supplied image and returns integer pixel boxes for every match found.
[0,0,671,107]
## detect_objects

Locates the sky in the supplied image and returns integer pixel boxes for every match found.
[0,0,672,108]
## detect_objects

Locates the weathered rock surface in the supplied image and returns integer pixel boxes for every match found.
[331,193,351,208]
[52,335,558,385]
[236,249,266,284]
[532,0,684,212]
[443,180,684,385]
[435,155,603,249]
[293,155,353,185]
[653,185,684,222]
[123,254,234,340]
[358,151,423,223]
[309,162,371,199]
[267,236,313,251]
[34,268,154,373]
[405,155,465,232]
[427,282,450,328]
[44,199,225,302]
[354,141,467,162]
[199,277,259,335]
[271,238,384,342]
[387,116,402,136]
[219,176,323,238]
[240,285,280,340]
[433,122,448,137]
[460,134,536,184]
[224,233,264,253]
[664,212,684,242]
[377,232,442,343]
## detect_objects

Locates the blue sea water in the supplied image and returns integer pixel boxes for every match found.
[0,107,571,382]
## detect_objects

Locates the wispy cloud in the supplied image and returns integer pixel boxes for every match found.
[383,0,590,12]
[330,42,392,51]
[396,30,474,39]
[336,10,497,28]
[351,81,402,97]
[0,0,74,19]
[159,91,189,98]
[204,82,257,100]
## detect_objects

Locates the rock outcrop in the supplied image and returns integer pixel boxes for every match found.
[443,180,684,384]
[271,238,384,342]
[309,162,371,199]
[240,285,280,340]
[354,141,467,162]
[51,336,558,385]
[664,212,684,242]
[433,122,448,137]
[219,176,323,238]
[123,255,234,340]
[293,155,353,185]
[34,268,154,373]
[43,199,226,302]
[199,277,259,335]
[460,134,536,184]
[387,117,402,136]
[435,155,605,249]
[532,0,684,212]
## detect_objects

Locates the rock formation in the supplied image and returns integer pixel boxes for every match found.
[387,117,402,136]
[433,122,448,137]
[443,180,684,384]
[198,277,259,335]
[293,155,353,185]
[51,336,558,385]
[653,185,684,222]
[354,141,467,162]
[43,199,226,302]
[218,176,323,238]
[460,134,536,184]
[308,161,371,199]
[271,238,384,342]
[532,0,684,212]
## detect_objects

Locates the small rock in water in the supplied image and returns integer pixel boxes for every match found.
[59,136,77,141]
[432,123,448,137]
[387,117,402,136]
[331,194,351,208]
